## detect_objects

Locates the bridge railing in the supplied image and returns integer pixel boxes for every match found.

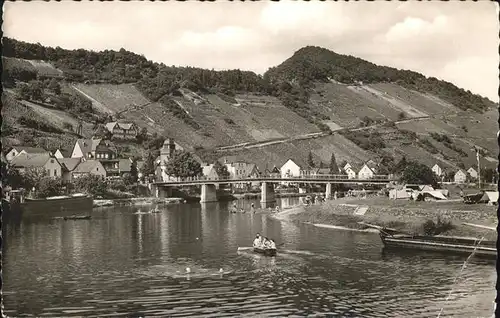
[157,174,392,183]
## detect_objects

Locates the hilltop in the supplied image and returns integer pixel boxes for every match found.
[2,38,497,173]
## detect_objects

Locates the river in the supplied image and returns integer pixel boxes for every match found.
[3,198,496,317]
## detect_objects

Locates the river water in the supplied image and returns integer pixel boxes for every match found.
[3,198,496,317]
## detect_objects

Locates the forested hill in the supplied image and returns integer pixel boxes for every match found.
[265,46,495,113]
[2,37,497,174]
[3,38,494,114]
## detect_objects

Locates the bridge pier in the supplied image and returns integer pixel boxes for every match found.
[154,185,172,198]
[200,184,218,203]
[325,183,332,200]
[260,182,275,204]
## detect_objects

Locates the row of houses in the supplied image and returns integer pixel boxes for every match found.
[4,139,139,182]
[431,163,480,184]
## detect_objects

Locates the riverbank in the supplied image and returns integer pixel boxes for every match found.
[93,197,185,208]
[272,197,497,240]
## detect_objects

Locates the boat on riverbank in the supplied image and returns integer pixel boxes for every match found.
[379,231,497,259]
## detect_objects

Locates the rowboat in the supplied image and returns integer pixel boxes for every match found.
[237,246,277,256]
[379,231,497,259]
[253,247,277,257]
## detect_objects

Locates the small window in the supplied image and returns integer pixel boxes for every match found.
[96,167,99,171]
[51,159,54,163]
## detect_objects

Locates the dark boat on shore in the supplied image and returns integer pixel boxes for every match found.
[253,247,277,257]
[379,230,497,259]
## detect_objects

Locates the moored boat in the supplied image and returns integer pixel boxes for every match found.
[379,230,497,259]
[253,247,277,257]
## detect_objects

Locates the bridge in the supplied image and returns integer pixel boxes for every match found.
[151,174,395,204]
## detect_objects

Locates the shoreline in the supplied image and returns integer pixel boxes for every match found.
[270,197,497,240]
[93,197,185,208]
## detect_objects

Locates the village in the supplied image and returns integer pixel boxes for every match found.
[2,118,497,206]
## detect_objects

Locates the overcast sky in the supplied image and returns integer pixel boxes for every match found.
[4,1,499,101]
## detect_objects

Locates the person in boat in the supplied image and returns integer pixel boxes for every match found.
[268,239,276,250]
[253,234,262,248]
[262,237,271,249]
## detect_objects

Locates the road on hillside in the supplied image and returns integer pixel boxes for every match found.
[215,115,431,152]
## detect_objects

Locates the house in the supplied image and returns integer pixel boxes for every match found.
[343,162,352,171]
[72,160,107,179]
[6,146,50,162]
[105,122,139,140]
[344,164,360,180]
[454,169,468,184]
[118,158,134,176]
[156,138,185,182]
[202,164,219,180]
[57,158,82,182]
[280,159,303,178]
[71,139,118,160]
[467,167,478,179]
[54,148,71,159]
[432,164,443,177]
[358,162,377,180]
[10,153,63,178]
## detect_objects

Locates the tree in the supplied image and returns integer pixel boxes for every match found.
[214,160,230,179]
[28,80,44,101]
[141,152,156,178]
[35,177,64,198]
[122,172,136,186]
[393,156,408,174]
[329,153,339,174]
[21,167,49,190]
[1,162,23,190]
[74,174,108,196]
[481,168,498,184]
[307,151,315,168]
[48,78,61,95]
[17,83,31,100]
[165,151,202,179]
[400,161,438,188]
[130,160,138,180]
[136,127,148,143]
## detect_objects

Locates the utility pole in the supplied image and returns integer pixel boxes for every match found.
[475,147,481,189]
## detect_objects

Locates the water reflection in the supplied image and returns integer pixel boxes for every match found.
[2,198,495,317]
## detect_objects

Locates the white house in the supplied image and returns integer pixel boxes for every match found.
[358,162,377,180]
[280,159,302,178]
[432,164,443,177]
[6,146,50,162]
[10,153,63,178]
[344,165,358,179]
[467,167,478,179]
[454,169,467,184]
[343,162,352,171]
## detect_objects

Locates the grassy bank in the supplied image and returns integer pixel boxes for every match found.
[277,197,497,240]
[94,197,185,207]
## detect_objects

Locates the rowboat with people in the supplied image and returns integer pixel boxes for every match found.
[250,233,278,256]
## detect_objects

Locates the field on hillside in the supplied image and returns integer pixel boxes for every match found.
[72,83,151,114]
[3,57,62,77]
[369,83,462,116]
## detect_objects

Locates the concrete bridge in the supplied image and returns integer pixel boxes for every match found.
[151,175,395,204]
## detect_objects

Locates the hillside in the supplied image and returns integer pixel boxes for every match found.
[2,38,497,173]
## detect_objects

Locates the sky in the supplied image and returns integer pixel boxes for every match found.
[3,1,499,102]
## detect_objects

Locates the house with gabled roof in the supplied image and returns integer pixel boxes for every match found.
[58,158,82,182]
[467,167,478,179]
[71,138,117,160]
[432,164,443,177]
[105,122,138,140]
[454,169,468,184]
[54,148,72,159]
[6,146,50,162]
[72,160,107,179]
[344,163,360,180]
[10,153,63,178]
[358,161,378,180]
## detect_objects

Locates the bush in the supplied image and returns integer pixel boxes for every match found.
[422,216,454,236]
[73,174,108,196]
[224,118,236,125]
[63,122,73,131]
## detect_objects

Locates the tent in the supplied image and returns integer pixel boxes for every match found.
[481,191,499,205]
